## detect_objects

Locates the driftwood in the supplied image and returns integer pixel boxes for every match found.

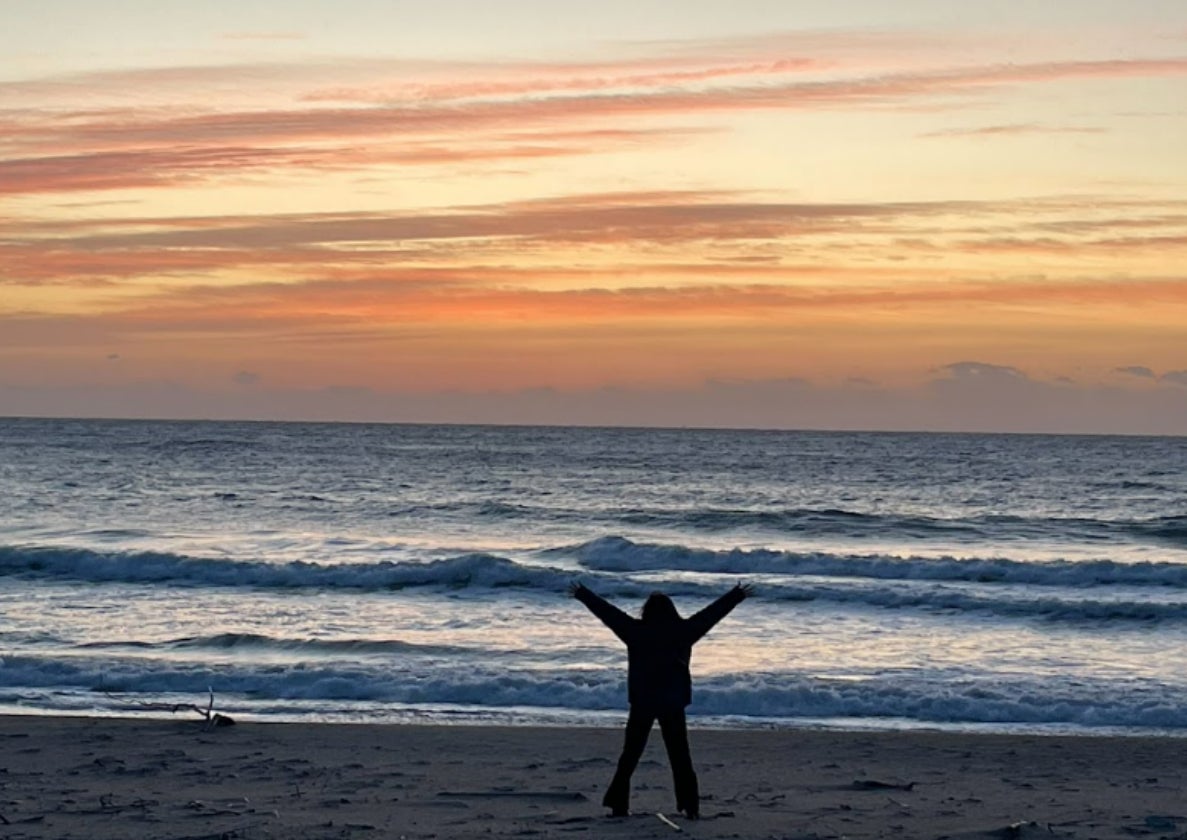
[852,779,915,791]
[185,798,252,816]
[437,790,587,801]
[656,812,683,831]
[109,687,236,729]
[997,821,1057,839]
[60,794,160,815]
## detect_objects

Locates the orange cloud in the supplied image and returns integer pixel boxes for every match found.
[10,193,985,248]
[6,192,1185,291]
[5,270,1184,402]
[21,273,1180,339]
[956,234,1187,254]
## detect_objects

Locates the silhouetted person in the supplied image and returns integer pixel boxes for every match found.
[569,581,752,819]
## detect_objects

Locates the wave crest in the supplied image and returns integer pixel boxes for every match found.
[0,544,567,591]
[576,535,1187,588]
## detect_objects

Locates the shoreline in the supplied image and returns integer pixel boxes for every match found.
[13,701,1187,741]
[3,714,1185,839]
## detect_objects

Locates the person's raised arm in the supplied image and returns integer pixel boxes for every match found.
[685,582,752,643]
[568,582,636,644]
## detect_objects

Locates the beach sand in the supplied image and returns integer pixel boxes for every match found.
[1,715,1183,839]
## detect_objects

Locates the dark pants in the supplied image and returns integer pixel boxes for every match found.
[603,705,699,816]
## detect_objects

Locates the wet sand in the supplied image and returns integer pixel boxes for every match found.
[0,714,1183,839]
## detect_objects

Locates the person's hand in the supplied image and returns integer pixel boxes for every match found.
[735,582,755,598]
[567,580,586,598]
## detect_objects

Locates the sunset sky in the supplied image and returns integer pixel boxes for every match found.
[3,0,1186,433]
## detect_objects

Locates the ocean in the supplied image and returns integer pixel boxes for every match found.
[2,417,1186,735]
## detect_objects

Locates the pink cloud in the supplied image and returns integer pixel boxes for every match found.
[0,126,711,195]
[4,56,1186,196]
[302,58,822,104]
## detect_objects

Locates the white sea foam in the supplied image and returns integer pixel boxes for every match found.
[4,653,1187,731]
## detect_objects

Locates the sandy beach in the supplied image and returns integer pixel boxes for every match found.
[1,715,1185,839]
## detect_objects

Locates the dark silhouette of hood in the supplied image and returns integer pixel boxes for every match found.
[641,592,681,623]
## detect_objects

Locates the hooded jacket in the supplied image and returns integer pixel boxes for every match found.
[574,585,747,711]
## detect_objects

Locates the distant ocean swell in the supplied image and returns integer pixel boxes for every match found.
[604,509,1187,545]
[5,541,1187,623]
[403,503,1187,545]
[3,653,1187,730]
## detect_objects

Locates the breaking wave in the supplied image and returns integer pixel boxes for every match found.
[4,654,1187,731]
[6,541,1187,624]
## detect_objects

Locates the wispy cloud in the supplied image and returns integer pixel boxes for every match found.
[5,54,1186,196]
[6,192,970,253]
[0,127,710,196]
[6,191,1187,291]
[955,234,1187,255]
[301,58,822,104]
[7,271,1185,340]
[220,32,306,42]
[922,123,1107,138]
[1115,365,1157,379]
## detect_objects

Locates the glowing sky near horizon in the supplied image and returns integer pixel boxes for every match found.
[2,0,1186,432]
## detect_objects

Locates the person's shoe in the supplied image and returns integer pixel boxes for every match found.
[603,788,628,817]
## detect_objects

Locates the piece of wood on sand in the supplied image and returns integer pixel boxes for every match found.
[656,812,682,831]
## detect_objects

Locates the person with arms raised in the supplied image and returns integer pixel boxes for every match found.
[569,581,753,819]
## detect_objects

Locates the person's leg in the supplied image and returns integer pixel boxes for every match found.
[658,708,700,818]
[603,706,654,815]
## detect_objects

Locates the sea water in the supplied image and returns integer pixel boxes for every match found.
[2,418,1186,734]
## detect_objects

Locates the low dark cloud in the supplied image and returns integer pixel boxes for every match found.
[1114,366,1187,386]
[4,364,1186,436]
[938,361,1026,381]
[233,371,261,386]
